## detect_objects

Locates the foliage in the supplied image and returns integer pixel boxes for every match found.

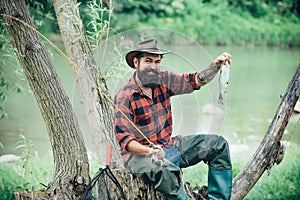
[16,135,34,189]
[102,36,130,84]
[111,0,300,47]
[0,159,53,200]
[18,0,300,48]
[84,0,112,49]
[0,24,25,119]
[0,135,53,200]
[0,163,24,200]
[81,0,114,69]
[227,0,300,17]
[25,0,58,33]
[245,144,300,199]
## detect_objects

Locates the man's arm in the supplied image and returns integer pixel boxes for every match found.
[196,52,232,87]
[127,140,153,155]
[127,140,164,158]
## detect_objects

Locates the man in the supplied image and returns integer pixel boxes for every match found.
[114,39,232,200]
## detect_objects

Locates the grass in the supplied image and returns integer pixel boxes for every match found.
[0,151,54,200]
[244,144,300,199]
[0,163,24,200]
[183,143,300,199]
[1,143,299,199]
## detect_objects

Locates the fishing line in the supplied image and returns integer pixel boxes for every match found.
[2,14,153,146]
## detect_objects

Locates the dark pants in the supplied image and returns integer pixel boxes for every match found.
[127,134,232,200]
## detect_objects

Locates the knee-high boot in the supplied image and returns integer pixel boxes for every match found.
[208,169,232,200]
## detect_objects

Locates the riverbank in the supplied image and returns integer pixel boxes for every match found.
[111,1,300,48]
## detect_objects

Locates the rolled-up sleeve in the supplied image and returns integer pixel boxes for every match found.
[161,71,200,96]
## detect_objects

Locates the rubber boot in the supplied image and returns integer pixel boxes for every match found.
[176,187,190,200]
[208,169,232,200]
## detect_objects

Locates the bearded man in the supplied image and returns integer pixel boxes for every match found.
[114,39,232,200]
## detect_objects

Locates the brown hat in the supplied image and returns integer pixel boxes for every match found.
[126,39,168,68]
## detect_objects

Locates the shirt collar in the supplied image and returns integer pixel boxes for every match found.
[128,72,143,95]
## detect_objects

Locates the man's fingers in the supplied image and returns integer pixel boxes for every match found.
[220,52,232,64]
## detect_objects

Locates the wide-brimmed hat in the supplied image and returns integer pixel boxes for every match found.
[126,39,168,68]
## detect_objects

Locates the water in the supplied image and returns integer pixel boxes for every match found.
[0,44,299,161]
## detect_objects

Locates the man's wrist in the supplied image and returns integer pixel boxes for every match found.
[145,148,153,157]
[212,61,221,69]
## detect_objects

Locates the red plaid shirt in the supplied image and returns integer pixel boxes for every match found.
[114,71,200,163]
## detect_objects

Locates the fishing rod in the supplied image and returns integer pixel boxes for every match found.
[1,14,154,147]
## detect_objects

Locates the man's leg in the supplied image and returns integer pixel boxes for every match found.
[177,134,232,200]
[127,154,189,200]
[208,168,232,200]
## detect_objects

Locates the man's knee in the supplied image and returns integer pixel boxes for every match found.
[209,135,231,170]
[218,135,230,151]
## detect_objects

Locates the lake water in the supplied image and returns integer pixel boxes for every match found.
[0,42,299,163]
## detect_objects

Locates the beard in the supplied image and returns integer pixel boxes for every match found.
[137,67,159,88]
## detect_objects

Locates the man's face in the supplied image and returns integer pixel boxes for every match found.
[134,53,161,86]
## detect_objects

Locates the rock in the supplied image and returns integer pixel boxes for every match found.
[0,154,20,164]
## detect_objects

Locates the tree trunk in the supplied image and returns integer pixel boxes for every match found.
[231,63,300,200]
[98,170,167,200]
[0,1,90,199]
[52,0,121,165]
[94,168,212,200]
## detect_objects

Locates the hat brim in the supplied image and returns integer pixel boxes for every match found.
[126,50,168,68]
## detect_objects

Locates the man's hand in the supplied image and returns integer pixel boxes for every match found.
[151,144,165,160]
[196,52,232,86]
[214,52,232,68]
[127,140,164,162]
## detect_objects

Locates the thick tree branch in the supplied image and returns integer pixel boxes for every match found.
[52,0,121,165]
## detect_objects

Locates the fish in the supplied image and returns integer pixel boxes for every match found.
[218,60,230,105]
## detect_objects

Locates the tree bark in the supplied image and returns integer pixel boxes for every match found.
[101,170,167,200]
[52,0,121,165]
[0,1,90,199]
[231,63,300,200]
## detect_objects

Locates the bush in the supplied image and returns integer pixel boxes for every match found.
[111,0,300,47]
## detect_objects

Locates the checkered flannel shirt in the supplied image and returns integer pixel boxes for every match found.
[114,71,200,164]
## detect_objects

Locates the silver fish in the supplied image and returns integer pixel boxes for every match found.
[218,61,230,105]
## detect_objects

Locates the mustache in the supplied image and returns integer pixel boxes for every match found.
[142,68,159,74]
